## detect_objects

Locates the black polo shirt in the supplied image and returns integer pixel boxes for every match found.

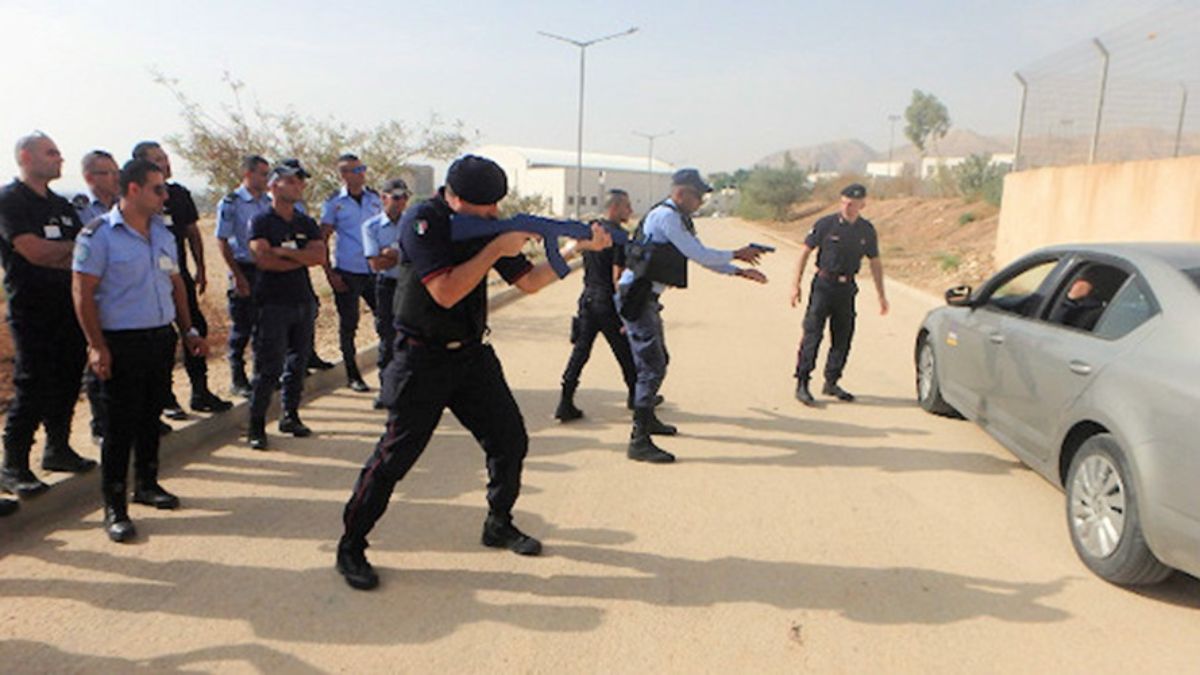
[804,213,879,276]
[249,207,322,305]
[0,179,83,311]
[164,182,199,277]
[394,191,532,344]
[581,218,627,294]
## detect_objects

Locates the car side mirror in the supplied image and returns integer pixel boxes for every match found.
[945,285,974,307]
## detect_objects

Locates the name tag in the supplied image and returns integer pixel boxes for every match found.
[44,225,62,239]
[281,240,298,250]
[159,255,175,272]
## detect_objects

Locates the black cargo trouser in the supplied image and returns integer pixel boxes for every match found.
[795,276,858,383]
[340,340,528,550]
[3,304,87,469]
[167,271,209,395]
[249,301,316,420]
[374,277,397,374]
[561,289,637,393]
[96,326,175,490]
[226,261,258,374]
[333,270,377,377]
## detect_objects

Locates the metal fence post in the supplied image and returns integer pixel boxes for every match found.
[1014,72,1028,170]
[1089,38,1110,164]
[1175,83,1189,158]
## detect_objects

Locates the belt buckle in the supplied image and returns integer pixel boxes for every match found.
[838,275,849,283]
[445,340,464,350]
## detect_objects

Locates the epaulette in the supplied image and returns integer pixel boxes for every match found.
[81,216,106,236]
[365,186,379,195]
[221,192,239,204]
[71,193,90,209]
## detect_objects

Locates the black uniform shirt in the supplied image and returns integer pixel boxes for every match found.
[164,182,199,277]
[0,179,83,310]
[581,218,627,294]
[248,208,322,305]
[804,213,879,276]
[394,190,532,344]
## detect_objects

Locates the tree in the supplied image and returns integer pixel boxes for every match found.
[904,90,951,157]
[736,153,810,221]
[952,153,1008,206]
[154,71,471,205]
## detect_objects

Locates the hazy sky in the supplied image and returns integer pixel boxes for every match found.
[0,0,1159,191]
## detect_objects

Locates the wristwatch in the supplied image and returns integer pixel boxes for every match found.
[186,327,200,338]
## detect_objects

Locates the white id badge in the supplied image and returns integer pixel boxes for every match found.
[281,240,298,250]
[43,225,62,239]
[159,255,175,272]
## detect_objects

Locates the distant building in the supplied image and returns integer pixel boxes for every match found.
[805,170,842,185]
[921,156,968,178]
[475,145,674,217]
[865,161,908,178]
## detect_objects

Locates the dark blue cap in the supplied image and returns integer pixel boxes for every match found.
[270,158,310,180]
[446,155,508,205]
[671,168,713,194]
[840,183,867,199]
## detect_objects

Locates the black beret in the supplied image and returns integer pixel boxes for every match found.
[841,183,867,199]
[446,155,508,205]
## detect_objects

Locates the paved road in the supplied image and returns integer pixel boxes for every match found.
[1,217,1196,673]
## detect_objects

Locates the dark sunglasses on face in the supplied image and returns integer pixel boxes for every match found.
[341,165,368,175]
[386,192,408,200]
[150,184,168,196]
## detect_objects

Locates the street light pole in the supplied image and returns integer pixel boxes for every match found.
[887,114,901,175]
[538,27,638,218]
[632,129,673,211]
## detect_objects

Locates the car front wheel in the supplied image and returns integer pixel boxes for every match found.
[916,334,957,416]
[1066,434,1172,585]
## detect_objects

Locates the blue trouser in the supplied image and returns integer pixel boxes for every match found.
[333,269,378,380]
[249,301,316,420]
[615,289,668,410]
[226,261,258,375]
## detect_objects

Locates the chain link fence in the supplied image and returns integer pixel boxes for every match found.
[1014,1,1200,170]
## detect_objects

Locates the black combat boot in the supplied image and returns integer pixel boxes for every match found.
[481,513,543,555]
[41,426,98,473]
[554,381,584,422]
[346,362,370,393]
[0,452,49,498]
[627,408,676,464]
[191,387,233,413]
[642,407,677,436]
[132,459,180,510]
[795,379,817,407]
[230,367,252,399]
[279,411,312,437]
[822,381,855,402]
[248,417,268,451]
[336,539,380,591]
[103,483,136,543]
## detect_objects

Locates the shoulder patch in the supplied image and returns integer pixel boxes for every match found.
[222,192,238,204]
[82,216,106,235]
[71,193,89,209]
[414,219,428,236]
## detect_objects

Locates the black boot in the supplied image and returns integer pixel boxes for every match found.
[0,498,17,517]
[822,381,855,402]
[248,417,268,451]
[336,540,380,591]
[481,513,542,555]
[307,353,336,371]
[42,428,98,473]
[191,387,233,413]
[554,381,583,422]
[230,367,252,399]
[132,459,180,510]
[103,483,136,542]
[279,411,312,437]
[627,409,676,463]
[0,460,49,498]
[346,363,370,393]
[162,392,189,421]
[795,379,817,407]
[626,392,665,410]
[643,407,677,436]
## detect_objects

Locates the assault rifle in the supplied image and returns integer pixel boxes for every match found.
[450,213,629,277]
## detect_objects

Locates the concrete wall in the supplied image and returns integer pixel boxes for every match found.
[995,156,1200,266]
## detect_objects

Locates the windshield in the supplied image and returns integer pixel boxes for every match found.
[1184,267,1200,292]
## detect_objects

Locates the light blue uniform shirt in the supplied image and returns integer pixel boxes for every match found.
[72,206,178,331]
[361,211,402,280]
[215,185,271,263]
[72,191,114,225]
[321,187,381,275]
[617,198,737,294]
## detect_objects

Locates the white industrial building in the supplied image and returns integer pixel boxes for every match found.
[474,145,675,217]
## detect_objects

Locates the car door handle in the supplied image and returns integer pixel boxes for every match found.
[988,333,1005,345]
[1069,360,1093,376]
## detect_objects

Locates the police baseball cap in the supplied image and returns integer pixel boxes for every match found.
[840,183,867,199]
[382,178,410,198]
[446,155,508,205]
[671,168,713,194]
[270,158,311,180]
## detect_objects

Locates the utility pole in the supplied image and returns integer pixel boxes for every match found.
[632,129,673,211]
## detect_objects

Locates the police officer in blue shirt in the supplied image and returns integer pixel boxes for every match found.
[320,153,382,393]
[616,169,768,464]
[335,155,612,591]
[73,150,120,224]
[0,132,96,501]
[791,183,889,406]
[132,141,232,417]
[360,177,410,408]
[73,158,209,542]
[215,155,272,397]
[246,159,327,450]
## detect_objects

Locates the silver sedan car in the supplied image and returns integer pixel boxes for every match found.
[914,243,1200,585]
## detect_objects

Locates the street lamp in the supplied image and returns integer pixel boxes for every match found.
[632,129,673,211]
[538,27,638,218]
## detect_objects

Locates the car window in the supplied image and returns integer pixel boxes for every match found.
[986,259,1058,317]
[1093,278,1156,339]
[1045,263,1129,332]
[1183,267,1200,292]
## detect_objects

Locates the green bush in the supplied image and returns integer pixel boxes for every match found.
[953,153,1007,206]
[958,211,976,225]
[934,252,961,272]
[736,154,810,221]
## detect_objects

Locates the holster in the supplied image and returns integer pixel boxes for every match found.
[619,277,653,322]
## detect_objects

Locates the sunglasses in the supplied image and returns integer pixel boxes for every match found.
[150,184,168,196]
[386,192,409,200]
[341,165,368,175]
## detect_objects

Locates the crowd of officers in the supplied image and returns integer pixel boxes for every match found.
[0,134,888,593]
